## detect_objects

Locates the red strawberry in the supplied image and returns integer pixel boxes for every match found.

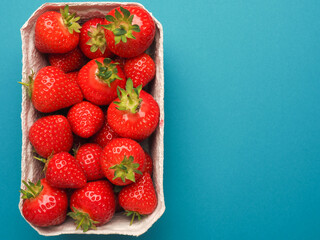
[100,138,145,186]
[77,58,126,105]
[124,53,155,88]
[66,71,79,83]
[114,56,126,70]
[75,143,104,181]
[67,101,104,138]
[107,79,160,140]
[91,119,119,148]
[22,66,83,113]
[35,5,81,53]
[68,180,116,232]
[119,172,157,225]
[37,152,87,189]
[144,151,153,176]
[104,6,155,58]
[29,115,73,158]
[48,47,87,73]
[79,18,113,59]
[21,179,68,227]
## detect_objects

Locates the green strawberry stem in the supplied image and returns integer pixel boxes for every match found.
[95,58,122,87]
[109,155,142,183]
[60,5,81,34]
[103,6,140,44]
[87,24,107,53]
[20,180,43,199]
[34,156,51,172]
[68,207,99,232]
[114,78,142,114]
[18,71,34,98]
[124,210,143,226]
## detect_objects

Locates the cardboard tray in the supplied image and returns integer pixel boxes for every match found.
[19,2,165,236]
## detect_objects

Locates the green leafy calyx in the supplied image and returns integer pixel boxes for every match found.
[86,24,107,53]
[95,58,122,87]
[68,207,99,232]
[109,155,142,183]
[124,210,144,225]
[20,180,43,199]
[103,6,140,44]
[60,5,81,34]
[18,71,35,99]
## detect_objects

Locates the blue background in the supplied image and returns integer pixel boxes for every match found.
[1,0,320,239]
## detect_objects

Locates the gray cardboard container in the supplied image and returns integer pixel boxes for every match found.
[19,2,165,236]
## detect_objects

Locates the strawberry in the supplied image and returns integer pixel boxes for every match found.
[144,151,153,176]
[104,6,155,58]
[114,56,126,70]
[79,18,113,59]
[65,71,79,83]
[100,138,145,186]
[91,119,119,148]
[124,53,155,88]
[48,47,87,73]
[21,66,83,113]
[29,115,73,158]
[77,58,126,105]
[20,179,68,227]
[68,180,116,232]
[75,143,104,181]
[67,101,104,138]
[107,79,160,140]
[118,172,157,225]
[35,5,81,53]
[36,152,87,189]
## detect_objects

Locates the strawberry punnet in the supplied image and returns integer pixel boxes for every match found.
[21,179,68,227]
[68,180,116,232]
[100,138,146,186]
[104,6,155,58]
[77,58,126,105]
[29,115,73,158]
[79,18,113,59]
[107,79,160,141]
[35,5,81,53]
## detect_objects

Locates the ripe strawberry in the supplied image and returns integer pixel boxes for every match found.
[114,56,126,70]
[68,180,116,232]
[67,101,104,138]
[79,18,113,59]
[119,172,157,225]
[144,151,153,176]
[29,115,73,158]
[66,71,79,83]
[21,66,83,113]
[48,47,87,73]
[91,120,119,148]
[100,138,145,186]
[124,53,155,88]
[21,179,68,227]
[77,58,126,105]
[36,152,87,189]
[35,5,81,53]
[75,143,104,181]
[104,6,155,58]
[107,79,160,140]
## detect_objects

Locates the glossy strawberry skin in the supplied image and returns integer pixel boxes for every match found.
[69,180,116,226]
[29,115,73,158]
[100,138,145,186]
[66,71,79,83]
[35,11,79,53]
[119,172,157,215]
[31,66,83,113]
[22,179,68,227]
[79,18,113,59]
[107,90,160,141]
[75,143,104,181]
[48,47,87,73]
[46,152,87,189]
[144,151,153,176]
[104,6,155,58]
[124,53,155,88]
[91,119,119,148]
[77,58,126,105]
[67,101,104,138]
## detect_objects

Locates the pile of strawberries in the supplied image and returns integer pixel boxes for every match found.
[20,5,160,232]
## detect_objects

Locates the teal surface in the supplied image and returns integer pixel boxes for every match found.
[1,0,320,239]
